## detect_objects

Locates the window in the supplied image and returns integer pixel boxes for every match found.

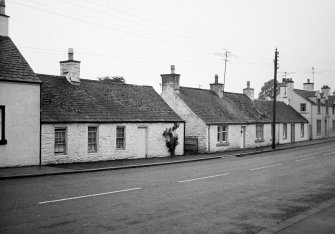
[326,100,329,115]
[256,124,264,141]
[300,103,306,112]
[317,99,321,114]
[317,120,322,135]
[283,123,287,139]
[333,105,335,115]
[88,127,98,152]
[55,128,66,154]
[217,125,228,143]
[300,123,304,137]
[116,126,125,149]
[0,106,7,145]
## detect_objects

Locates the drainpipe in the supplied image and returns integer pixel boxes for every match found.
[39,83,42,167]
[183,122,185,155]
[208,125,210,152]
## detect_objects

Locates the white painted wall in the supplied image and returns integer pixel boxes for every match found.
[41,122,184,164]
[0,82,40,167]
[208,124,273,152]
[161,86,208,152]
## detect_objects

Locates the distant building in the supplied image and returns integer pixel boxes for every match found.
[161,66,308,153]
[39,50,184,164]
[277,78,335,139]
[0,1,41,167]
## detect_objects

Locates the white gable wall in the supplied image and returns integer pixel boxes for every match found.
[161,87,208,153]
[41,122,184,164]
[0,81,40,167]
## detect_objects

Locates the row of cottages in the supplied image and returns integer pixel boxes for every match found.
[277,78,335,140]
[160,66,308,153]
[0,2,184,166]
[39,50,185,164]
[0,1,41,167]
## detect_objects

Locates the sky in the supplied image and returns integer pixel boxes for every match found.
[6,0,335,96]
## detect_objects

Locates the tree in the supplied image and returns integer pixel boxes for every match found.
[258,79,279,100]
[98,76,125,83]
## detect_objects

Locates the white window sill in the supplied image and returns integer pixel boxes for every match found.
[216,142,230,147]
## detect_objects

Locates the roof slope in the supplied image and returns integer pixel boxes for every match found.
[178,87,270,124]
[293,89,317,104]
[253,100,308,123]
[0,36,40,83]
[39,74,183,123]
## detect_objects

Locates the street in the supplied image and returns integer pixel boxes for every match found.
[1,142,335,234]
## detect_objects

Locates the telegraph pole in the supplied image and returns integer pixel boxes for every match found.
[214,49,231,91]
[223,50,230,90]
[272,48,279,149]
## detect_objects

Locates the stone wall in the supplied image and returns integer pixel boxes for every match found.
[41,122,184,164]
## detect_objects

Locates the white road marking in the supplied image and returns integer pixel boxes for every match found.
[250,163,282,171]
[178,173,230,183]
[323,151,335,156]
[38,187,141,204]
[295,157,314,162]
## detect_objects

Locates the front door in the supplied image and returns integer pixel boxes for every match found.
[291,124,295,143]
[241,126,246,148]
[137,127,147,158]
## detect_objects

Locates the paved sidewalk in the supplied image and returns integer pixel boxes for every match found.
[259,197,335,234]
[0,137,334,179]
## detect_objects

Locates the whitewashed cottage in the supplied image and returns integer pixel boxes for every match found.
[277,78,335,139]
[0,1,41,167]
[39,50,184,164]
[161,66,308,153]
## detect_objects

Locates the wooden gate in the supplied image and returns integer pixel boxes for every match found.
[185,136,198,153]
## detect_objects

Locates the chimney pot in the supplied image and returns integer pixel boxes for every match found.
[215,74,218,84]
[171,65,175,74]
[68,48,74,60]
[247,81,250,88]
[307,78,310,83]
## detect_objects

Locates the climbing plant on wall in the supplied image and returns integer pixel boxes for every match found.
[162,123,180,157]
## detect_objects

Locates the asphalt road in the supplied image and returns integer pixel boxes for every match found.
[1,142,335,234]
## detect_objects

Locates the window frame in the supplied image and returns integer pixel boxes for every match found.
[255,124,264,141]
[54,127,67,155]
[326,100,329,115]
[283,123,287,139]
[300,103,306,112]
[316,119,322,136]
[300,123,304,138]
[0,106,7,145]
[88,126,98,153]
[317,99,321,114]
[217,125,228,143]
[116,126,126,150]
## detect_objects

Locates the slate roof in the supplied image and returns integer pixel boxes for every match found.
[39,74,183,123]
[0,36,40,84]
[178,87,271,124]
[293,89,317,104]
[253,100,308,123]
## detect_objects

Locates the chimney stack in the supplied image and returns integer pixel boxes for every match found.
[243,81,254,100]
[210,74,224,98]
[0,0,9,36]
[303,78,314,91]
[282,78,294,93]
[161,65,180,94]
[321,85,330,99]
[60,48,81,84]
